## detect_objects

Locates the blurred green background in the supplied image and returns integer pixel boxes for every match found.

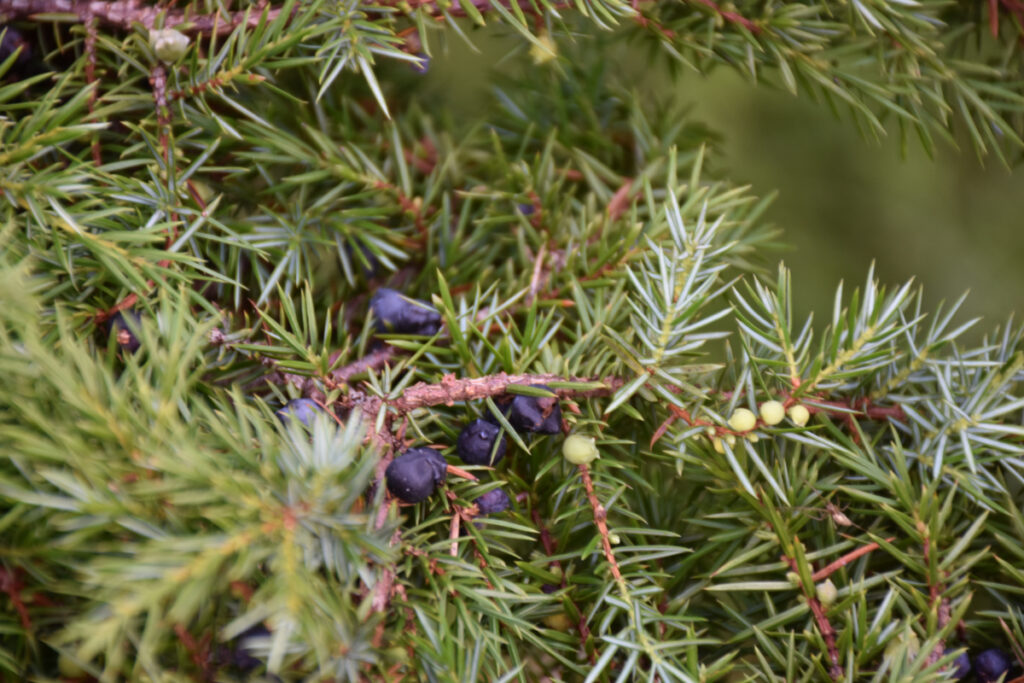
[412,27,1024,334]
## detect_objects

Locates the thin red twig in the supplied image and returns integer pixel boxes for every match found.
[811,540,889,581]
[0,567,32,631]
[689,0,761,33]
[578,463,624,583]
[85,16,101,166]
[781,554,841,679]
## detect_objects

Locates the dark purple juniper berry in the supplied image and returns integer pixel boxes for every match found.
[0,26,40,77]
[507,385,562,434]
[975,648,1013,683]
[218,623,271,673]
[108,310,142,354]
[411,54,430,73]
[275,398,323,427]
[456,418,507,466]
[385,447,448,503]
[370,288,441,337]
[944,647,971,681]
[474,488,510,516]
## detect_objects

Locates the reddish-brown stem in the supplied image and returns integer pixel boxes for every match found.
[0,567,32,631]
[448,510,461,557]
[810,540,889,581]
[606,179,635,221]
[578,463,624,584]
[173,623,214,680]
[379,373,623,413]
[689,0,761,32]
[781,555,841,679]
[923,538,952,666]
[85,16,101,166]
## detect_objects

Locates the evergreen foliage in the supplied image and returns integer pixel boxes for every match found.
[1,0,1023,679]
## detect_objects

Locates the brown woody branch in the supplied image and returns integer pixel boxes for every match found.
[370,372,623,414]
[0,0,285,36]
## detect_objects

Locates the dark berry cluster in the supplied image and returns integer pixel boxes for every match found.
[107,310,142,354]
[385,447,448,503]
[370,288,441,337]
[0,26,43,80]
[504,389,562,434]
[944,646,1017,682]
[383,383,563,519]
[276,398,324,427]
[974,648,1014,683]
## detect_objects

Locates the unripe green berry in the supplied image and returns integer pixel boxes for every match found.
[150,28,190,63]
[788,404,810,427]
[543,612,573,631]
[815,578,837,606]
[759,400,786,426]
[58,653,87,678]
[727,408,757,432]
[563,434,598,465]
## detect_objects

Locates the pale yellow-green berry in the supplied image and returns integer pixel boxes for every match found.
[150,28,190,63]
[883,629,920,661]
[712,437,724,453]
[543,612,573,631]
[725,434,736,448]
[562,434,598,465]
[788,404,810,427]
[759,400,786,426]
[727,408,757,432]
[529,31,558,64]
[609,533,621,545]
[785,571,801,586]
[58,653,87,678]
[815,579,838,607]
[747,434,759,443]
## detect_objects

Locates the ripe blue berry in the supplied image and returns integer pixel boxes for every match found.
[411,54,430,73]
[975,648,1012,683]
[1,27,35,73]
[219,623,270,672]
[508,385,562,434]
[457,419,507,466]
[474,488,511,515]
[276,398,323,427]
[108,310,142,353]
[370,288,441,337]
[385,447,447,503]
[945,648,971,681]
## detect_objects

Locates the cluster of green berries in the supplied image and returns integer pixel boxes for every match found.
[709,399,810,452]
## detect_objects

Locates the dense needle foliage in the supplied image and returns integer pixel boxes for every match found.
[1,0,1023,679]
